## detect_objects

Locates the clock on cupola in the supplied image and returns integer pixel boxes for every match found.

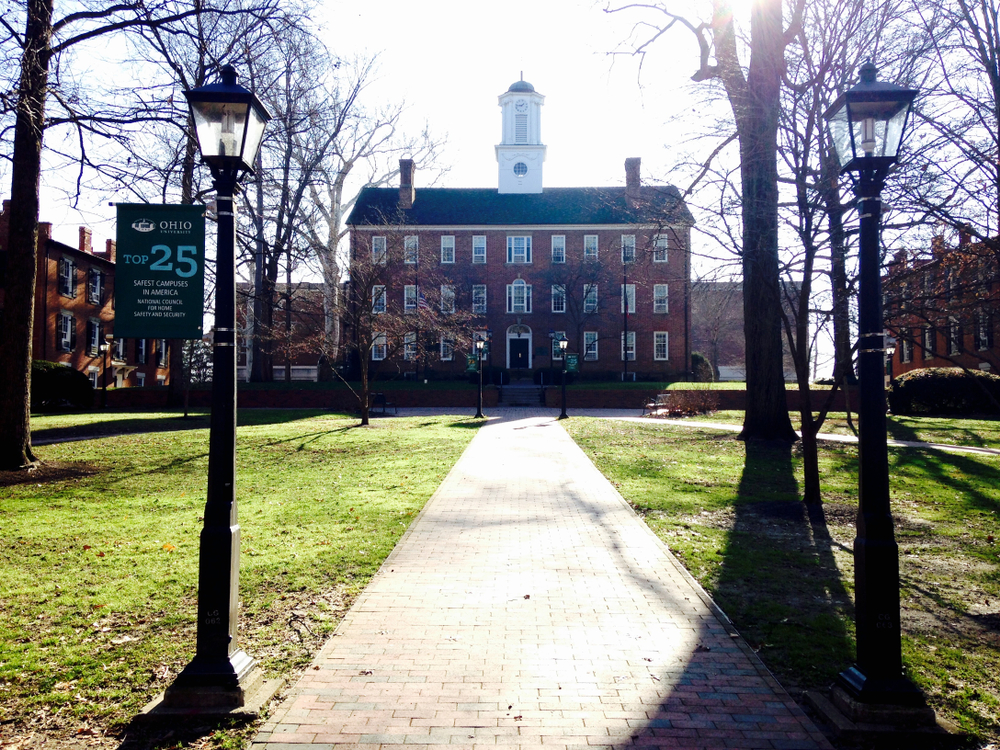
[496,75,546,194]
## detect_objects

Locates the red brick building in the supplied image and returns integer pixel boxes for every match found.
[0,200,172,391]
[346,79,694,381]
[883,233,1000,377]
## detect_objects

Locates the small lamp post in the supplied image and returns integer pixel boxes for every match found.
[824,62,925,711]
[558,337,568,419]
[100,333,113,409]
[475,338,485,419]
[163,65,271,711]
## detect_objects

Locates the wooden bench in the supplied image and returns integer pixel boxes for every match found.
[370,392,397,415]
[641,393,671,416]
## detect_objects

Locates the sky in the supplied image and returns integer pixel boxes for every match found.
[38,0,714,248]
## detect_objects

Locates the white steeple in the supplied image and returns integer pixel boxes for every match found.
[496,75,546,194]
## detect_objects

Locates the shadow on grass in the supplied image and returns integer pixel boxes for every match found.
[714,440,856,695]
[32,416,209,444]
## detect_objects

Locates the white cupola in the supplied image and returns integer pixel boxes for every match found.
[496,76,546,194]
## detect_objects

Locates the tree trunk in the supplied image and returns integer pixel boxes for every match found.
[824,153,852,382]
[0,0,53,470]
[736,0,797,442]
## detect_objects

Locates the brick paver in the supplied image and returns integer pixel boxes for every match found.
[253,410,832,750]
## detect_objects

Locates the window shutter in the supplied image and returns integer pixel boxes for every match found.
[69,318,77,349]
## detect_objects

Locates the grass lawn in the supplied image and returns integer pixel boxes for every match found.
[564,417,1000,746]
[684,410,1000,450]
[1,410,480,748]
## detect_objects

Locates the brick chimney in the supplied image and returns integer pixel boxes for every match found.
[79,226,92,254]
[931,233,946,257]
[399,159,415,209]
[38,222,52,242]
[958,224,972,247]
[625,158,641,207]
[104,238,117,263]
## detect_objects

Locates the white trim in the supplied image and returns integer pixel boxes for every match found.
[440,235,455,263]
[506,324,533,369]
[654,331,669,360]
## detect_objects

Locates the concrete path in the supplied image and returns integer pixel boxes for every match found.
[252,411,831,750]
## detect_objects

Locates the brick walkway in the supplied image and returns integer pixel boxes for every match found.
[252,411,832,750]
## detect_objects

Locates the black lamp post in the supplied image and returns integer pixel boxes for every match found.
[824,62,924,710]
[100,333,113,409]
[475,338,485,419]
[558,337,568,419]
[163,65,271,711]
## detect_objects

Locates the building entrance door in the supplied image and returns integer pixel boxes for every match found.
[510,339,529,369]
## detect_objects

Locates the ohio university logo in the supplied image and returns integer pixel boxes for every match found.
[132,218,156,233]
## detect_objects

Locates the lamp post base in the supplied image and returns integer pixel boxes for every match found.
[804,689,961,744]
[162,649,268,710]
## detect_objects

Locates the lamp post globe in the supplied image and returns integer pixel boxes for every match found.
[162,65,271,712]
[823,63,926,712]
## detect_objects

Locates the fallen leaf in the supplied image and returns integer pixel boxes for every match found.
[162,543,176,552]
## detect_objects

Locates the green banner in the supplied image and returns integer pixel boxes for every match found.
[114,204,206,339]
[466,355,479,373]
[565,353,580,373]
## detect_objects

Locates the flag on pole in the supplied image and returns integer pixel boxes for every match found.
[418,291,429,310]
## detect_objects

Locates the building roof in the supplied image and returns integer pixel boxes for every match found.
[347,186,695,228]
[508,80,536,93]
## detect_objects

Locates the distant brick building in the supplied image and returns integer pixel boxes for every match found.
[236,282,327,381]
[883,233,1000,377]
[0,199,172,391]
[346,79,695,381]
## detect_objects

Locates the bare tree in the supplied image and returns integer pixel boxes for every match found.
[0,0,226,469]
[607,0,802,440]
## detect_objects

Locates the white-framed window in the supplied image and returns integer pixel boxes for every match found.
[440,285,455,314]
[472,284,487,314]
[372,332,387,361]
[155,339,167,368]
[113,337,125,361]
[507,236,532,263]
[58,257,76,297]
[551,235,566,264]
[621,284,636,314]
[584,235,598,261]
[507,279,532,313]
[584,284,598,314]
[404,235,419,264]
[473,235,486,264]
[621,234,636,263]
[157,375,167,386]
[901,334,913,363]
[653,234,669,263]
[86,318,102,356]
[87,366,99,389]
[551,284,566,313]
[372,236,387,265]
[552,331,566,360]
[621,331,636,361]
[923,325,935,359]
[440,335,454,361]
[136,372,146,388]
[404,332,417,361]
[57,311,75,352]
[136,338,148,364]
[372,285,386,314]
[87,268,103,304]
[441,236,455,263]
[977,311,993,351]
[653,284,668,313]
[949,317,962,355]
[584,331,599,361]
[404,285,417,312]
[654,331,669,360]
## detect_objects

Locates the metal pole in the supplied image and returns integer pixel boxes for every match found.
[560,358,568,419]
[475,348,484,419]
[103,344,110,409]
[165,171,258,704]
[836,168,922,706]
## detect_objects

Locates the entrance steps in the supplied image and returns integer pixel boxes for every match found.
[500,382,544,406]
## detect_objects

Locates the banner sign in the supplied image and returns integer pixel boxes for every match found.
[114,204,206,339]
[466,355,479,373]
[565,353,580,373]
